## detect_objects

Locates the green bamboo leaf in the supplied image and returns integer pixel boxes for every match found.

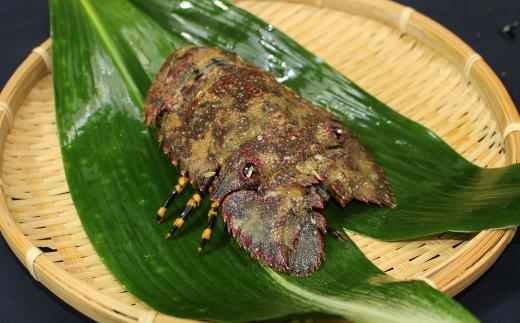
[49,0,517,321]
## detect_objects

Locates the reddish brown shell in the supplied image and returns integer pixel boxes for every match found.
[144,46,394,275]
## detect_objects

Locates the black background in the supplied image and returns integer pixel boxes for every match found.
[0,0,519,322]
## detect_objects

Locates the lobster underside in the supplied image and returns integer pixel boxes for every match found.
[144,46,394,275]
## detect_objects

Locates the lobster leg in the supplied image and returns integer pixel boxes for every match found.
[325,225,348,242]
[164,192,203,240]
[155,176,189,224]
[196,200,220,255]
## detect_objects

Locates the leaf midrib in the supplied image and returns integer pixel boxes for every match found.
[80,0,144,107]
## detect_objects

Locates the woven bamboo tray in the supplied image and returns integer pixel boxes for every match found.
[1,0,519,322]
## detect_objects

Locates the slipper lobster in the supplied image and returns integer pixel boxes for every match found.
[144,46,394,275]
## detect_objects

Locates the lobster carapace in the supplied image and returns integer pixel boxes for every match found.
[144,46,394,275]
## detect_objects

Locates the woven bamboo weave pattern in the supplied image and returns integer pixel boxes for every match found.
[0,0,517,321]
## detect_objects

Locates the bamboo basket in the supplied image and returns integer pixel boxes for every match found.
[1,0,519,322]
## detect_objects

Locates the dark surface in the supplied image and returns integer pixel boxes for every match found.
[0,0,519,322]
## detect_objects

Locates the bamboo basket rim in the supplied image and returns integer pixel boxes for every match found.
[0,0,518,321]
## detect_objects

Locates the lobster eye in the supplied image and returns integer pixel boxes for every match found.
[333,127,343,136]
[242,162,256,178]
